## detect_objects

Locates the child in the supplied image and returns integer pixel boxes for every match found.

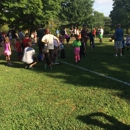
[126,34,130,51]
[23,33,31,50]
[3,36,12,66]
[15,38,23,60]
[80,38,86,59]
[72,35,81,63]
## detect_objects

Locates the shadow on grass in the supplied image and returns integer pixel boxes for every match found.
[77,112,130,130]
[0,44,130,102]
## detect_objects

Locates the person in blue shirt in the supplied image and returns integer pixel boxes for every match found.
[114,24,124,56]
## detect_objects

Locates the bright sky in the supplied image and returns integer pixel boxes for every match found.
[93,0,113,16]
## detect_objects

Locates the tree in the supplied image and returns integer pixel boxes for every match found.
[0,0,44,30]
[0,0,63,30]
[60,0,94,27]
[92,11,105,28]
[110,0,130,31]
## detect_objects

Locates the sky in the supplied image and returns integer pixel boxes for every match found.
[93,0,113,16]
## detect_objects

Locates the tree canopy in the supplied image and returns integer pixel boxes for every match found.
[60,0,94,26]
[0,0,109,31]
[110,0,130,29]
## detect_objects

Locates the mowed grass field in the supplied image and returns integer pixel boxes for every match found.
[0,37,130,130]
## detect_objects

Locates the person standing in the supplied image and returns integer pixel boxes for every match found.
[18,29,25,40]
[41,28,59,69]
[114,24,124,57]
[87,29,95,49]
[125,34,130,51]
[80,38,86,59]
[3,36,12,66]
[81,24,89,46]
[92,28,97,39]
[72,35,81,63]
[15,38,23,60]
[37,25,45,55]
[11,27,18,49]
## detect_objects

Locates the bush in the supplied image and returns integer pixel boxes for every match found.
[0,24,9,33]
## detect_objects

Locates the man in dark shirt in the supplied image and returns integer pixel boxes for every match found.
[81,24,89,46]
[11,27,18,49]
[37,25,45,55]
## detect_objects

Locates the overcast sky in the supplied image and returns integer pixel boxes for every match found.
[93,0,113,16]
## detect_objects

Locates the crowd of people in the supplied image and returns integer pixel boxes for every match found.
[2,24,124,70]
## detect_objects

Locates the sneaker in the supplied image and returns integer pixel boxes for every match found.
[114,54,118,57]
[25,66,28,69]
[7,63,13,66]
[29,65,33,69]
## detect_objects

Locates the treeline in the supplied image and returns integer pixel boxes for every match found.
[0,0,119,34]
[110,0,130,33]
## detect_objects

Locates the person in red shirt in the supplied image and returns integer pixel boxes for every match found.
[92,28,97,39]
[23,33,31,49]
[15,38,23,60]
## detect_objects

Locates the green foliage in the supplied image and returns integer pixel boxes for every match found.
[0,0,63,30]
[110,0,130,29]
[104,26,111,34]
[60,0,94,26]
[92,11,105,28]
[0,0,44,29]
[0,24,9,32]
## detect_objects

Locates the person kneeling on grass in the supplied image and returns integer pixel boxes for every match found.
[22,42,37,69]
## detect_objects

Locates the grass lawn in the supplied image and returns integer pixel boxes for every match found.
[0,37,130,130]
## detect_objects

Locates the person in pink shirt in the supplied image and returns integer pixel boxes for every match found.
[4,36,12,66]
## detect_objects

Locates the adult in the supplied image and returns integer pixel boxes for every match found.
[81,24,89,45]
[114,24,124,56]
[22,42,37,69]
[18,29,25,40]
[41,28,59,69]
[60,28,65,43]
[11,27,18,49]
[87,30,94,49]
[37,25,45,55]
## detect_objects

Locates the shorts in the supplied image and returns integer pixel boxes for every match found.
[115,41,122,49]
[4,51,11,56]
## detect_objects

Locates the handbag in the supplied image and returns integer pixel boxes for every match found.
[42,44,49,53]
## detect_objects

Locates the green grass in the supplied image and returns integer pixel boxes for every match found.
[0,37,130,130]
